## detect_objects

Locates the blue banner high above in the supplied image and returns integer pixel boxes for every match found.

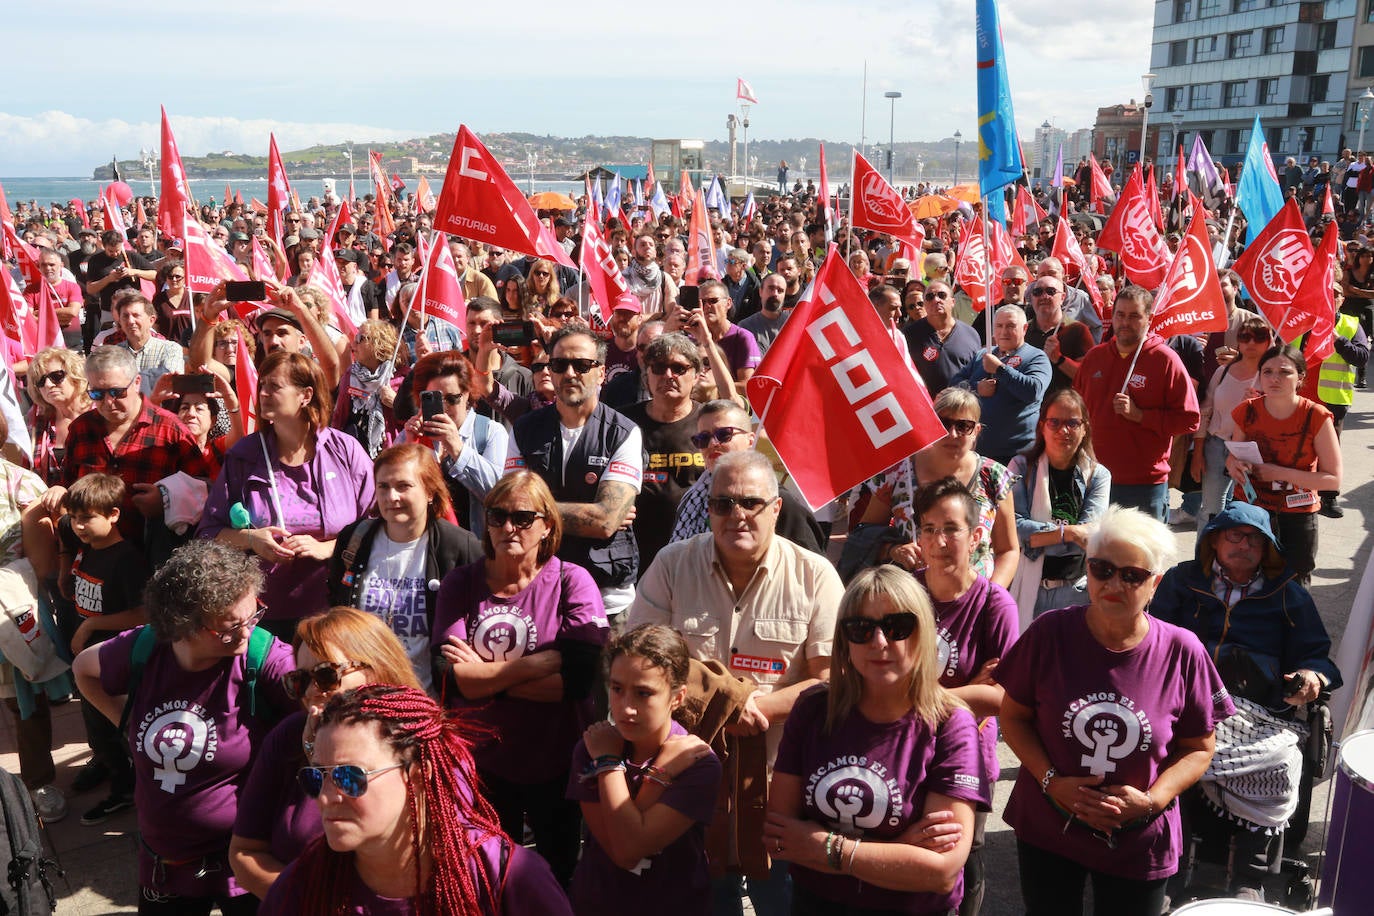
[976,0,1023,225]
[1237,115,1284,245]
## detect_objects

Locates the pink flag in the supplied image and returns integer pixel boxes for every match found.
[736,78,758,104]
[235,332,258,435]
[250,236,277,284]
[157,107,191,242]
[183,219,248,296]
[100,189,131,247]
[580,213,633,322]
[818,143,833,238]
[307,246,359,338]
[414,232,467,333]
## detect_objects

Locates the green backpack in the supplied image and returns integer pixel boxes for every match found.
[118,625,275,735]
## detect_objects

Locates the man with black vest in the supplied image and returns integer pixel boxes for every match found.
[505,327,644,621]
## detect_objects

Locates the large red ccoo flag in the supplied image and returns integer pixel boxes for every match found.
[746,245,946,510]
[413,231,467,333]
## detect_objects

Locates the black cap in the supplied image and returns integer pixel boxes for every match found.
[254,307,302,331]
[334,248,364,265]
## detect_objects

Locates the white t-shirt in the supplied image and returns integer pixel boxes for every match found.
[359,530,432,691]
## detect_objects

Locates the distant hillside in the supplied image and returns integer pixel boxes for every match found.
[93,132,978,183]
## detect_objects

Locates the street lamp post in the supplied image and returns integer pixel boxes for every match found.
[1139,73,1157,172]
[525,144,536,195]
[345,141,354,198]
[1358,87,1374,155]
[953,130,962,186]
[139,147,157,197]
[884,91,903,186]
[1297,127,1309,158]
[917,156,925,186]
[740,103,752,188]
[1170,113,1184,157]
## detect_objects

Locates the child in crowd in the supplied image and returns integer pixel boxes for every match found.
[57,473,149,825]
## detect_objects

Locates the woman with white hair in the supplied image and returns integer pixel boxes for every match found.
[997,506,1234,916]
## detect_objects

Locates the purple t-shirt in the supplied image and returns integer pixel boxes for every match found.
[98,626,294,897]
[774,688,990,914]
[717,323,762,378]
[917,572,1019,782]
[996,605,1234,880]
[433,558,608,783]
[259,831,573,915]
[565,721,721,915]
[232,710,320,867]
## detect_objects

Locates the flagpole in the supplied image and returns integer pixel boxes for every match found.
[847,149,857,262]
[982,198,994,343]
[1216,208,1237,267]
[1120,336,1147,394]
[860,61,869,161]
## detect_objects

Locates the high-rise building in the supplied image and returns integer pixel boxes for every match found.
[1150,0,1355,165]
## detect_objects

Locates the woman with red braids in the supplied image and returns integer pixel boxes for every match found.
[259,683,571,915]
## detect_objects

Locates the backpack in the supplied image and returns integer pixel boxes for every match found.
[0,768,61,914]
[118,624,275,735]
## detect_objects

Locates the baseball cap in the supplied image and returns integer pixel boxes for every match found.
[612,292,643,314]
[255,308,303,331]
[334,248,364,265]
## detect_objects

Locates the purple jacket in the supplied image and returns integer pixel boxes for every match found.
[199,427,374,621]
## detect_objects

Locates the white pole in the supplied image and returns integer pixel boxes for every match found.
[860,61,869,161]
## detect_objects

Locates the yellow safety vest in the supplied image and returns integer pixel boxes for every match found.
[1317,314,1361,406]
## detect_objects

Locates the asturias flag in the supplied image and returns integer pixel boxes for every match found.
[1237,115,1284,245]
[975,0,1023,203]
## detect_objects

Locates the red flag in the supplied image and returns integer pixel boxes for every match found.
[1011,185,1032,237]
[1088,155,1114,214]
[1176,145,1187,202]
[433,125,570,264]
[952,224,994,313]
[307,245,359,338]
[685,187,718,286]
[32,283,64,354]
[1097,168,1169,288]
[1233,198,1314,330]
[850,151,925,249]
[183,219,249,296]
[1282,220,1339,352]
[1143,165,1163,233]
[0,270,35,357]
[415,175,436,214]
[0,183,11,225]
[3,223,44,290]
[1322,183,1335,218]
[157,107,192,241]
[580,214,633,322]
[224,184,232,208]
[1051,217,1105,317]
[250,235,277,284]
[679,169,692,201]
[325,200,350,252]
[134,198,148,230]
[414,231,467,332]
[266,133,293,245]
[369,151,390,204]
[818,143,833,237]
[646,161,657,194]
[100,189,131,246]
[1149,208,1228,338]
[745,246,945,509]
[235,332,258,435]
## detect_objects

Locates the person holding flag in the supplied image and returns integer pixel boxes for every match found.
[84,229,157,351]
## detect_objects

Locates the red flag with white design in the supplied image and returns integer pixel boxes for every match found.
[434,125,573,265]
[157,107,192,242]
[953,225,993,312]
[1233,198,1313,330]
[580,213,633,322]
[537,220,577,270]
[685,187,718,286]
[183,218,249,297]
[1011,185,1032,238]
[818,143,833,239]
[266,134,293,245]
[745,245,945,510]
[325,200,350,252]
[1143,165,1164,234]
[307,246,358,338]
[1051,217,1105,317]
[1088,155,1115,214]
[736,78,758,104]
[235,331,258,434]
[0,268,35,357]
[1097,167,1169,288]
[414,231,467,332]
[1281,220,1338,353]
[250,235,278,284]
[850,151,925,249]
[100,190,131,246]
[3,223,43,290]
[415,175,436,214]
[1149,207,1228,338]
[369,151,390,203]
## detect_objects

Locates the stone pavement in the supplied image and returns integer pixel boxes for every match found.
[4,390,1372,914]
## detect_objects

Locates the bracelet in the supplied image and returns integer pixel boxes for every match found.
[1145,793,1156,820]
[579,760,626,783]
[845,836,861,873]
[1041,766,1057,795]
[640,764,674,787]
[824,832,843,871]
[228,409,240,414]
[1058,520,1066,544]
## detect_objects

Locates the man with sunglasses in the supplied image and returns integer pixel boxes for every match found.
[1036,257,1104,344]
[506,327,643,620]
[951,304,1051,468]
[1025,277,1094,396]
[38,346,208,550]
[1152,503,1340,901]
[903,280,982,395]
[628,450,840,916]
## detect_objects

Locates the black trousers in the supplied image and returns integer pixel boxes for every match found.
[480,768,582,888]
[1016,840,1169,916]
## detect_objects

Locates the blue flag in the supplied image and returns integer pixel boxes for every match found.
[705,174,729,214]
[604,173,622,215]
[976,0,1023,201]
[1237,116,1283,245]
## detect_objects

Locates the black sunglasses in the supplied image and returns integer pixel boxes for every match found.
[1236,331,1270,343]
[298,763,405,799]
[650,361,695,376]
[1044,418,1084,432]
[707,495,774,516]
[282,660,368,699]
[530,361,551,373]
[1031,286,1062,296]
[841,612,918,644]
[1086,558,1154,588]
[940,416,979,437]
[923,290,950,301]
[690,427,747,449]
[486,507,545,529]
[37,370,67,387]
[547,357,601,375]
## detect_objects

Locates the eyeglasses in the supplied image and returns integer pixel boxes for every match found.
[923,290,949,301]
[1002,277,1028,286]
[1236,331,1270,343]
[939,416,979,437]
[282,660,369,699]
[701,296,727,305]
[547,357,601,374]
[1044,417,1084,432]
[37,370,67,388]
[530,361,551,373]
[202,601,268,644]
[840,612,918,644]
[485,507,546,529]
[549,311,577,320]
[531,271,552,277]
[88,385,132,401]
[430,392,465,406]
[690,427,747,449]
[918,524,969,541]
[650,361,695,376]
[169,273,185,281]
[707,495,775,516]
[1086,558,1154,588]
[298,763,405,799]
[1220,528,1267,547]
[1031,287,1062,297]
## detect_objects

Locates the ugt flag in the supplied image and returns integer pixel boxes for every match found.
[746,245,945,510]
[975,0,1023,202]
[1149,204,1228,338]
[1233,198,1313,331]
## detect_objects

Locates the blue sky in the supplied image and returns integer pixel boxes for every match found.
[2,0,1154,175]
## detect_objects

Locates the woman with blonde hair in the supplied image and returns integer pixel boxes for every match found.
[25,347,89,486]
[333,318,406,458]
[230,606,423,899]
[525,259,561,313]
[765,565,989,915]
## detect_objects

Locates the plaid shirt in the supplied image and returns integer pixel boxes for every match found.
[63,400,209,540]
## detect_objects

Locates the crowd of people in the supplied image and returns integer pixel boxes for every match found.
[0,163,1357,914]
